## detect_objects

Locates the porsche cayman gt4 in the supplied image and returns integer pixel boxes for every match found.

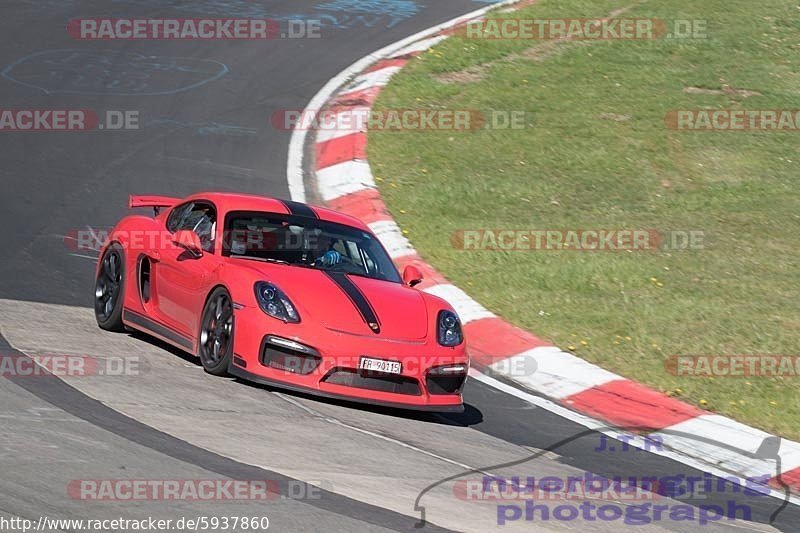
[94,192,468,412]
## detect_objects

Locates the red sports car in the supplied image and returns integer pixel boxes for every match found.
[94,192,468,412]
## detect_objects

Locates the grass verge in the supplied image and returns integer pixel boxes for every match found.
[369,0,800,438]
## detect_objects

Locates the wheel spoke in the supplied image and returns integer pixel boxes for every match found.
[212,339,222,359]
[218,306,233,325]
[103,256,112,279]
[96,281,107,299]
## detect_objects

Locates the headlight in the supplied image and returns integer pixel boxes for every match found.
[437,310,463,347]
[254,282,300,323]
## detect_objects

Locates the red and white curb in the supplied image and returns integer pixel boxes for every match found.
[286,0,800,500]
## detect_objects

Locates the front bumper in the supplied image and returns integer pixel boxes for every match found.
[231,307,467,412]
[228,364,465,413]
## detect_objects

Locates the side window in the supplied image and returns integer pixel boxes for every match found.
[167,202,217,253]
[166,203,194,233]
[344,241,366,270]
[363,250,377,275]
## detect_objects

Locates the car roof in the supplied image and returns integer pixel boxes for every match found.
[183,192,370,231]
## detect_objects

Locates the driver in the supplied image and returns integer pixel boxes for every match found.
[314,234,343,266]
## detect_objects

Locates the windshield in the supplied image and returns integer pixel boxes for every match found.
[222,211,402,283]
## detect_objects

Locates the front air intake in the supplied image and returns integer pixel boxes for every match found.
[260,336,321,375]
[322,368,421,396]
[425,365,468,395]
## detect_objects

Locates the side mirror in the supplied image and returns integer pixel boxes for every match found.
[173,230,203,258]
[403,265,424,287]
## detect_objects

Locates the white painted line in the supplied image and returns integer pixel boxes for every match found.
[652,415,800,478]
[60,234,101,253]
[275,392,494,476]
[390,36,448,58]
[492,346,621,399]
[69,253,99,261]
[287,0,521,202]
[423,284,495,324]
[315,161,375,201]
[315,107,371,144]
[86,225,106,250]
[340,66,403,96]
[367,220,416,259]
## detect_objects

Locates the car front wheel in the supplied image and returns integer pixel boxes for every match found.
[198,287,234,376]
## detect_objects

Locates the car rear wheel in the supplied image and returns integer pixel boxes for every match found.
[94,243,126,332]
[199,287,234,376]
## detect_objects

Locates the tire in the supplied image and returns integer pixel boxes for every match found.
[94,243,126,332]
[198,287,234,376]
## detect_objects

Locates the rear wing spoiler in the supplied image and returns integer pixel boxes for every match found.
[129,195,180,215]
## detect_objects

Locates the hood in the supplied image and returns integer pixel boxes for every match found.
[239,262,428,341]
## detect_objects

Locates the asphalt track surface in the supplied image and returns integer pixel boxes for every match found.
[0,1,799,532]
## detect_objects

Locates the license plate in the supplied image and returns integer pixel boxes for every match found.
[359,357,402,375]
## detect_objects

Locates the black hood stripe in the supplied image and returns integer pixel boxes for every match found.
[324,271,381,334]
[279,199,318,219]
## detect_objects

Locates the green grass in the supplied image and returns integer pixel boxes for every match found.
[369,0,800,438]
